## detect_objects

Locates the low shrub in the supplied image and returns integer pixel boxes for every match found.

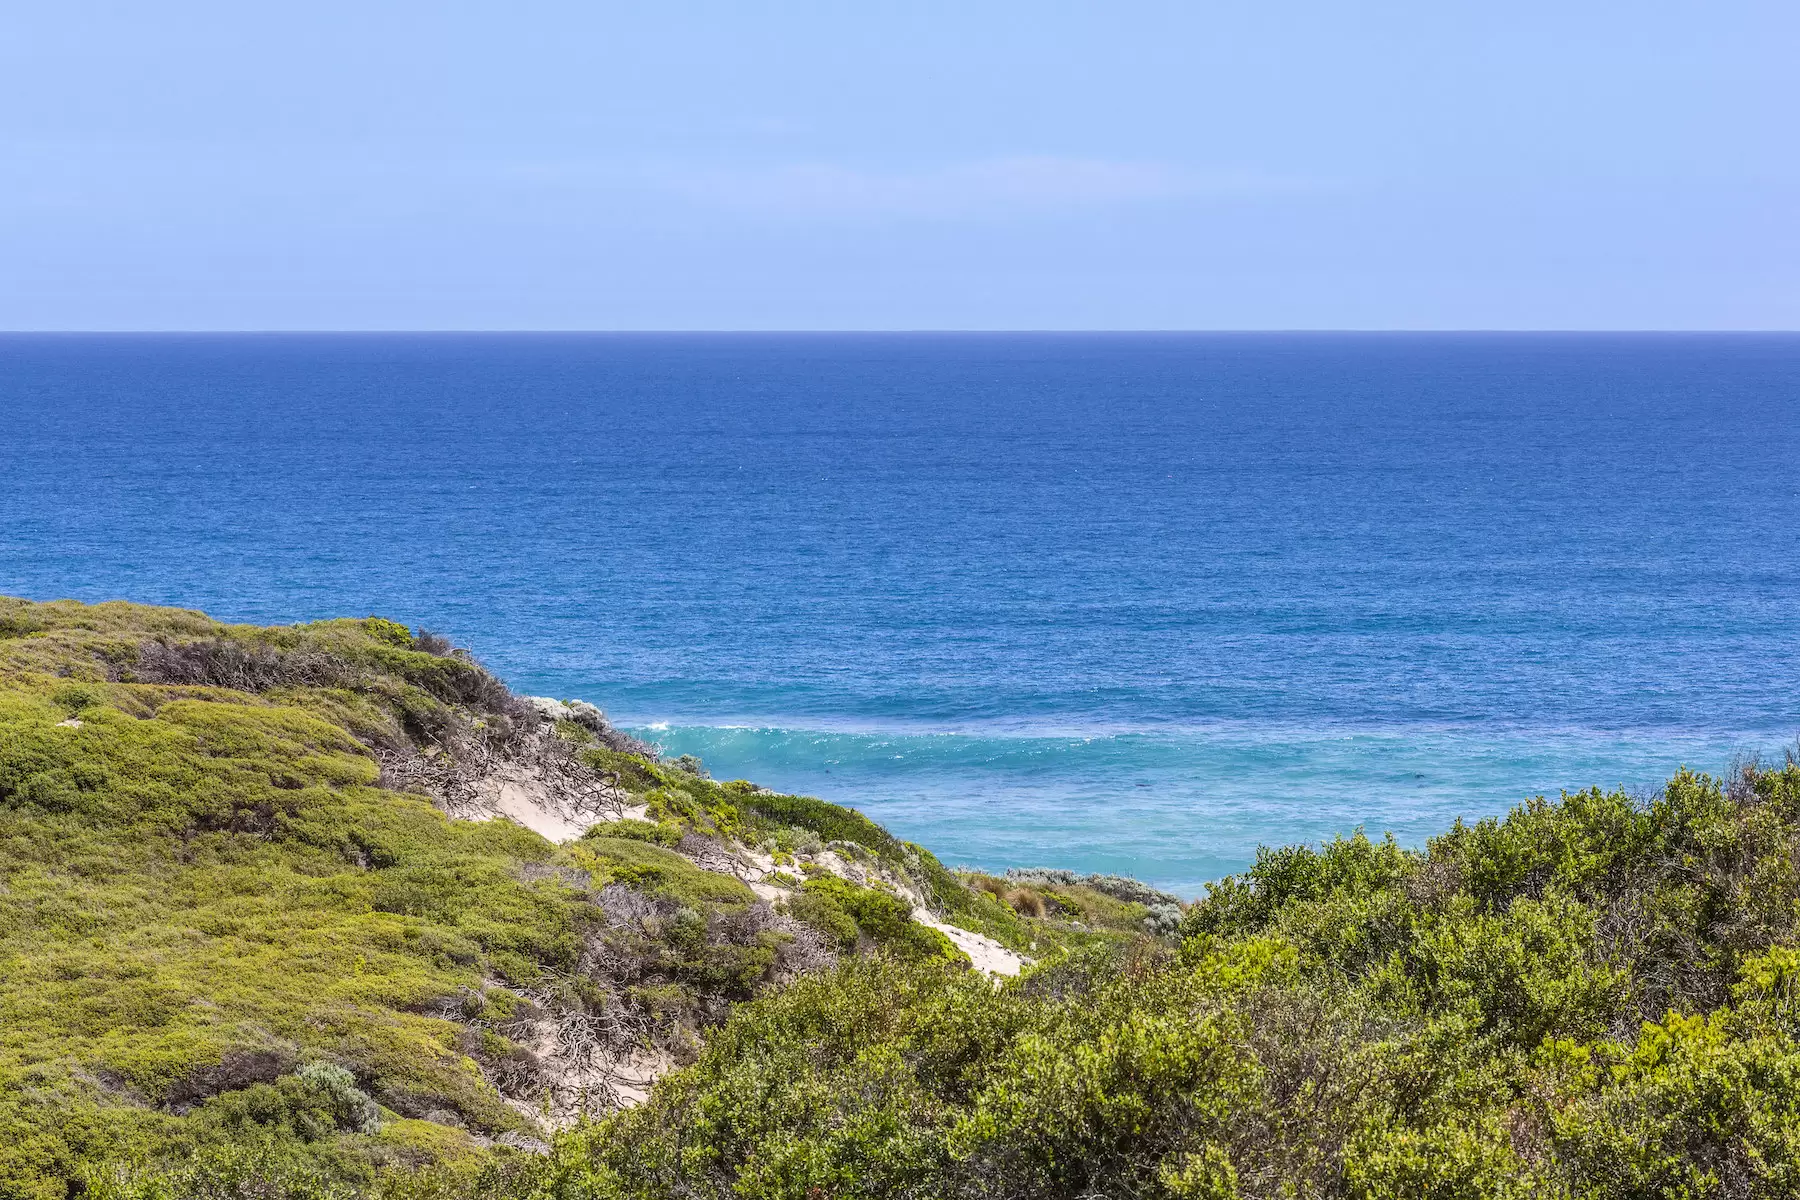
[737,792,901,858]
[582,819,681,847]
[786,876,964,965]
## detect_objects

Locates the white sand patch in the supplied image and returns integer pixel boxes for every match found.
[912,908,1030,977]
[605,1049,675,1108]
[748,880,789,903]
[731,847,796,902]
[737,846,778,879]
[493,779,595,843]
[460,757,619,845]
[811,849,866,885]
[453,739,1024,988]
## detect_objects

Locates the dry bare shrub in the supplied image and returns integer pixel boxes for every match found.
[413,630,455,657]
[973,877,1010,903]
[1004,888,1047,918]
[162,1048,299,1113]
[124,639,361,692]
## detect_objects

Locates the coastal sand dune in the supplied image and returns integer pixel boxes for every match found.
[482,708,1031,983]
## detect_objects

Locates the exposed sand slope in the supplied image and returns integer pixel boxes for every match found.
[472,712,1029,979]
[912,908,1029,977]
[438,699,1033,1119]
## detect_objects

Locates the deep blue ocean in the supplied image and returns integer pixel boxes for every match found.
[2,333,1796,893]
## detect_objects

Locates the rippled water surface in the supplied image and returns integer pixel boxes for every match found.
[3,333,1796,891]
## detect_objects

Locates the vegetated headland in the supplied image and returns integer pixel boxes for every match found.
[1,596,1797,1199]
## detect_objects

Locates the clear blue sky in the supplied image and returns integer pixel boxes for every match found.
[3,2,1793,329]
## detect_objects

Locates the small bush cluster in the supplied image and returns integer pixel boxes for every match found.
[966,870,1163,942]
[785,875,965,964]
[736,790,903,858]
[581,819,681,847]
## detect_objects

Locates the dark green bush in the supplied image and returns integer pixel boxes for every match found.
[738,791,902,857]
[581,819,680,847]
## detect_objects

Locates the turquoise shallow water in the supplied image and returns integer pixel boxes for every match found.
[2,333,1796,893]
[636,723,1759,893]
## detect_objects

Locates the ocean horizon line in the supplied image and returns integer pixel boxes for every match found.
[4,327,1800,337]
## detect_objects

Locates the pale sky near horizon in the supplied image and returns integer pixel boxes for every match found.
[2,2,1794,330]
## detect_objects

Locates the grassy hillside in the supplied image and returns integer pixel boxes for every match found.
[8,597,1800,1199]
[0,598,1151,1200]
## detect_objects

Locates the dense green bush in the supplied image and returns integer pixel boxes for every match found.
[581,818,681,847]
[519,762,1800,1200]
[786,875,966,963]
[737,790,903,857]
